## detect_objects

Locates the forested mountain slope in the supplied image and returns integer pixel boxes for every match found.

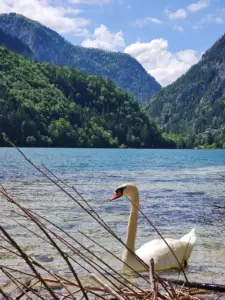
[0,47,174,148]
[147,33,225,148]
[0,13,161,103]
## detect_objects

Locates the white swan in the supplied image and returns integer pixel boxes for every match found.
[110,183,196,272]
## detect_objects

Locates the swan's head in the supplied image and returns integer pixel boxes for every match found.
[110,183,138,201]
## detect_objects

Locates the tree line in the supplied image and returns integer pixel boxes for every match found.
[0,47,175,148]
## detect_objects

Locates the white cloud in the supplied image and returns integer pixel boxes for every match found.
[124,38,200,86]
[69,0,111,5]
[81,24,125,51]
[0,0,91,36]
[135,17,163,27]
[215,17,225,24]
[165,8,187,20]
[173,25,183,32]
[165,1,209,23]
[177,50,199,64]
[200,8,225,24]
[188,0,209,12]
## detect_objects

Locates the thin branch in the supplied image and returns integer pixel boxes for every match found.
[0,223,59,300]
[91,273,125,300]
[0,188,87,300]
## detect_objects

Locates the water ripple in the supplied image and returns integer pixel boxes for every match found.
[1,148,225,284]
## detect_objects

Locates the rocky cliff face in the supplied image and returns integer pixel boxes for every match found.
[0,27,34,58]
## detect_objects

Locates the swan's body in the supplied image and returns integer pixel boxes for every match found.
[110,183,196,272]
[134,229,196,271]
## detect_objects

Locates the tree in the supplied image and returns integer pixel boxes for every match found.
[26,136,36,145]
[0,46,175,149]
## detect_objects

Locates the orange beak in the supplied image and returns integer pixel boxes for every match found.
[110,191,122,201]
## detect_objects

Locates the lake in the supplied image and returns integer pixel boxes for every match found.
[0,148,225,285]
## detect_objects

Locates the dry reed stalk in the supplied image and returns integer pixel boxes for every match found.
[28,213,140,294]
[5,169,152,295]
[1,268,40,300]
[0,265,35,280]
[1,186,133,299]
[41,164,151,277]
[59,287,81,300]
[149,259,158,300]
[78,230,146,291]
[8,141,151,280]
[1,239,81,298]
[91,273,126,300]
[0,139,224,300]
[0,224,59,300]
[0,287,14,300]
[0,189,87,300]
[40,165,180,297]
[10,205,142,297]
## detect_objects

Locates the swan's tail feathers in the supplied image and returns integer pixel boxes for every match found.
[180,228,196,245]
[180,228,197,261]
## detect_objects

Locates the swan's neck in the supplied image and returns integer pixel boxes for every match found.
[123,191,139,265]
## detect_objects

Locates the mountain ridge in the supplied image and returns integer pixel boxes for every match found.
[0,13,161,103]
[147,32,225,148]
[0,46,174,148]
[0,27,35,58]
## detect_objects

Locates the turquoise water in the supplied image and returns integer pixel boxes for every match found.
[1,148,225,180]
[0,148,225,285]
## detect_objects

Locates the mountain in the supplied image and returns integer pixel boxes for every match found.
[0,27,34,58]
[0,46,175,148]
[147,33,225,148]
[0,13,161,103]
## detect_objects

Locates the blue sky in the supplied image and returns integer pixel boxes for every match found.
[1,0,225,86]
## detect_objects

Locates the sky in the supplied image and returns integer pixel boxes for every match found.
[1,0,225,86]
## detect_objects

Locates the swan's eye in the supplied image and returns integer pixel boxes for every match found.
[116,187,125,194]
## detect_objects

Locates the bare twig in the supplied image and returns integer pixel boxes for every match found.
[1,138,223,300]
[0,223,59,300]
[91,273,125,300]
[149,259,158,300]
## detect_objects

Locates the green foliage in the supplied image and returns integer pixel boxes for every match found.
[147,33,225,148]
[0,47,174,148]
[26,136,36,145]
[0,13,161,103]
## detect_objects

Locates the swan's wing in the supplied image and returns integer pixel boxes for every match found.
[136,238,178,254]
[136,239,165,253]
[135,238,193,270]
[135,238,179,265]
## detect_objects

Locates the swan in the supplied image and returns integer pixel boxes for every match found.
[110,183,196,272]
